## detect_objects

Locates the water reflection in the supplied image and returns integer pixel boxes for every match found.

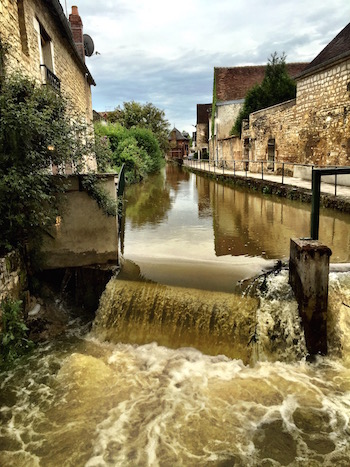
[207,180,350,261]
[125,169,172,228]
[122,165,350,292]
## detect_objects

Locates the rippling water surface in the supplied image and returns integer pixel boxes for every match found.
[1,166,350,466]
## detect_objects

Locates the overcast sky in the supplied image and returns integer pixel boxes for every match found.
[61,0,350,134]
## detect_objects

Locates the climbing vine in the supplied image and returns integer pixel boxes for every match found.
[80,174,117,216]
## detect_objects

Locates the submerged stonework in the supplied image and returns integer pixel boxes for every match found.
[0,251,27,304]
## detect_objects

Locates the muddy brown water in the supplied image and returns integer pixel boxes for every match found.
[1,165,350,466]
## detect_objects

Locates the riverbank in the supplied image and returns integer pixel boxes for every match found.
[184,161,350,213]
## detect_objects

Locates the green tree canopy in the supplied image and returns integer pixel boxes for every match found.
[94,122,163,184]
[232,53,297,136]
[107,101,170,153]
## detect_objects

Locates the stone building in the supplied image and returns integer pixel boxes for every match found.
[195,103,211,159]
[243,22,350,175]
[0,0,96,170]
[210,63,307,165]
[167,127,189,161]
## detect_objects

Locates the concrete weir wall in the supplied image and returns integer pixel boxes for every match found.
[41,174,119,269]
[289,238,332,356]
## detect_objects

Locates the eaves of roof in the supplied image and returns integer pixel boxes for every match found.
[295,22,350,80]
[295,50,350,80]
[46,0,96,86]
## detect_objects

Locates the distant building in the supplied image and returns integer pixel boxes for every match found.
[210,63,307,163]
[196,103,211,159]
[168,127,189,161]
[0,0,96,171]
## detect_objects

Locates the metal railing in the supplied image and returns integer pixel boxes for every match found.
[184,158,350,197]
[311,167,350,239]
[117,163,126,197]
[40,64,61,92]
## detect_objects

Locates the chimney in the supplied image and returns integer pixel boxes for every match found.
[69,6,84,61]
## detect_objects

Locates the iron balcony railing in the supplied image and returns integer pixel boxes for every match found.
[40,64,61,92]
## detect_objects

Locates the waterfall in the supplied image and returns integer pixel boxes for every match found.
[93,270,315,363]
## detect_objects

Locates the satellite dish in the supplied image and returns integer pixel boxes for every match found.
[83,34,94,57]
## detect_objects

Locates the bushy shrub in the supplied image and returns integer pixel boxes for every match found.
[0,299,34,365]
[94,122,163,183]
[0,72,89,254]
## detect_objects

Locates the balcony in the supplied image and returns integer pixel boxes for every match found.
[40,64,61,92]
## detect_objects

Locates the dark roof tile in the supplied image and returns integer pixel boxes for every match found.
[297,22,350,78]
[215,63,307,102]
[197,104,211,124]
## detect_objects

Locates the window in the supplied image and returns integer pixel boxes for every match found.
[34,18,60,92]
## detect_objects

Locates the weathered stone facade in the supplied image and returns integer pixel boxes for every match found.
[243,22,350,171]
[196,104,211,158]
[209,63,307,165]
[296,60,350,166]
[242,99,298,164]
[0,0,96,170]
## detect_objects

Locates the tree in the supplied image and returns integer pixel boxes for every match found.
[94,122,163,184]
[0,72,89,254]
[107,101,170,153]
[232,53,297,136]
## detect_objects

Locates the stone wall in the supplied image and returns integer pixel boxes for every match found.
[0,0,96,169]
[0,251,27,304]
[41,175,119,269]
[296,59,350,166]
[246,99,299,163]
[196,122,209,157]
[244,59,350,169]
[217,102,243,139]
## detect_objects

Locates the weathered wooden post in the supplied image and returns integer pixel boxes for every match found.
[289,238,332,356]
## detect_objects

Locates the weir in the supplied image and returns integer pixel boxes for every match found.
[92,273,307,364]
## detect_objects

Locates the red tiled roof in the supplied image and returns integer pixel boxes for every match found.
[169,127,188,141]
[297,22,350,78]
[215,63,308,102]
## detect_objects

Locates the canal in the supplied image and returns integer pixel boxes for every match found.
[1,164,350,466]
[121,164,350,291]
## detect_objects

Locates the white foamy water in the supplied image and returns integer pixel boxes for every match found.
[0,272,350,466]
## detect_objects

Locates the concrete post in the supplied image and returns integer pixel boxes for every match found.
[289,238,332,356]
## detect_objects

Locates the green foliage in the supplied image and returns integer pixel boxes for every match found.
[94,122,163,184]
[94,133,114,173]
[232,53,297,136]
[0,299,34,365]
[106,101,170,153]
[0,72,89,254]
[80,174,117,216]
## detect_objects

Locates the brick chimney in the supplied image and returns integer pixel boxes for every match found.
[69,6,84,62]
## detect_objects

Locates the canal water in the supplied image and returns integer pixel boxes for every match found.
[1,165,350,466]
